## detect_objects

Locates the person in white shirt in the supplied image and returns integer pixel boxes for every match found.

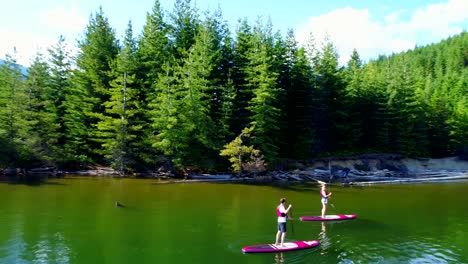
[275,198,292,247]
[320,184,332,218]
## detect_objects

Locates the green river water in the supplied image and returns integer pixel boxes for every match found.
[0,177,467,263]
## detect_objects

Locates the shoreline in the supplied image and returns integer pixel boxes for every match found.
[2,170,467,186]
[2,156,468,185]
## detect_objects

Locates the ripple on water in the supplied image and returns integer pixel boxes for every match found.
[0,236,28,264]
[337,236,463,263]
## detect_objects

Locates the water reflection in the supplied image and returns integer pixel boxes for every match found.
[0,238,26,263]
[0,214,27,263]
[319,222,332,255]
[274,252,284,264]
[0,227,71,263]
[32,232,71,264]
[272,250,318,264]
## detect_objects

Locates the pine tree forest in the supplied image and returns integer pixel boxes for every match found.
[1,0,467,175]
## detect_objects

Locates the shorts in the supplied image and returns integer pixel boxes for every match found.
[322,198,328,204]
[278,222,287,232]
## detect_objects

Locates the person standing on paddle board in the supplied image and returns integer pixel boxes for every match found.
[275,198,292,247]
[320,184,332,218]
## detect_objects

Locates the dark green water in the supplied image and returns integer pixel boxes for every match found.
[0,178,467,263]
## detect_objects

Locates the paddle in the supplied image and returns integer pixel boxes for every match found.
[289,208,294,234]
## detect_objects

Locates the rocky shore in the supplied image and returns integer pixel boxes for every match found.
[169,156,468,185]
[2,155,468,185]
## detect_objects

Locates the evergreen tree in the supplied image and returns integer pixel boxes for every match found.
[95,21,142,174]
[276,29,296,158]
[150,25,216,169]
[47,36,73,164]
[25,53,61,164]
[280,29,315,159]
[204,7,235,143]
[245,29,281,164]
[386,55,429,156]
[425,75,453,157]
[0,4,466,171]
[340,49,365,153]
[148,61,177,161]
[358,61,388,152]
[448,93,468,156]
[231,19,254,134]
[137,0,170,98]
[290,48,316,159]
[169,0,200,60]
[65,6,119,165]
[135,0,172,168]
[309,39,344,154]
[0,50,28,166]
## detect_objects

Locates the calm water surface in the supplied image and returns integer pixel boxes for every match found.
[0,177,467,263]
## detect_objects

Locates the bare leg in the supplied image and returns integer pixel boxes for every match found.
[275,230,281,246]
[280,232,287,247]
[321,203,327,218]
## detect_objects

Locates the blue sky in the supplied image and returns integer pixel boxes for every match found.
[1,0,467,66]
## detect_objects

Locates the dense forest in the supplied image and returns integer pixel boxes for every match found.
[0,0,467,175]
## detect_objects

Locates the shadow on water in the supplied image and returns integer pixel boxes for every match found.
[203,180,323,193]
[0,176,67,186]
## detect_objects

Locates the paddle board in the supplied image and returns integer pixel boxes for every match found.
[242,240,319,253]
[299,214,357,221]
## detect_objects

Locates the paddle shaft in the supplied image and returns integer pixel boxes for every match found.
[289,209,294,234]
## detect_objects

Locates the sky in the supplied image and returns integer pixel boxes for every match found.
[1,0,467,66]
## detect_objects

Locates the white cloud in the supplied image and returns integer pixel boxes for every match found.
[0,4,86,67]
[384,9,405,24]
[39,5,87,32]
[406,0,468,37]
[0,30,52,66]
[296,0,468,65]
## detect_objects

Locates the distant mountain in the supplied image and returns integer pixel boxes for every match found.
[0,58,28,75]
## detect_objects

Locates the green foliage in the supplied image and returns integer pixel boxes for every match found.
[307,37,344,154]
[137,0,170,97]
[220,126,262,174]
[204,7,235,143]
[149,25,217,169]
[95,21,142,174]
[245,21,282,164]
[231,19,254,134]
[1,4,467,173]
[0,130,14,167]
[65,7,119,165]
[169,0,200,60]
[48,36,73,164]
[0,51,29,166]
[24,53,62,164]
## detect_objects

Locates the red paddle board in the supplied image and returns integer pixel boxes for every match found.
[299,214,357,221]
[242,240,319,253]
